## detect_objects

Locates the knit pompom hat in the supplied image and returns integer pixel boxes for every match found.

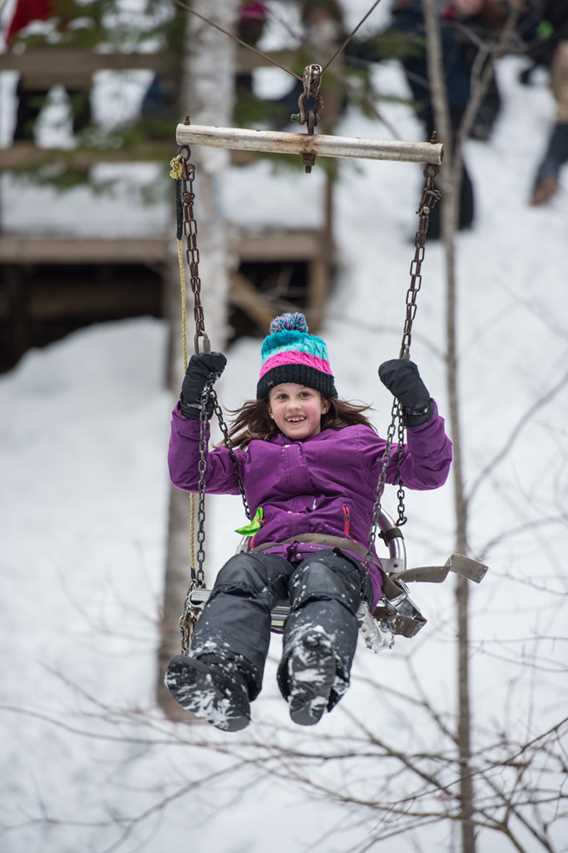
[257,312,337,400]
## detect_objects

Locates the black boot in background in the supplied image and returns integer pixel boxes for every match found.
[470,69,502,142]
[530,122,568,206]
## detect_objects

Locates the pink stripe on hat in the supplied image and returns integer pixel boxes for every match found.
[259,350,332,380]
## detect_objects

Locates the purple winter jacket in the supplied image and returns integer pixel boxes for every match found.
[168,402,453,605]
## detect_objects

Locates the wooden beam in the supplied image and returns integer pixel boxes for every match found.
[0,47,299,77]
[230,272,276,331]
[0,230,323,264]
[0,237,166,264]
[0,50,171,76]
[1,145,296,170]
[177,124,444,165]
[0,142,174,169]
[230,231,322,261]
[28,281,159,319]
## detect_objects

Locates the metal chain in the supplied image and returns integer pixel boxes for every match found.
[178,382,212,654]
[178,145,210,354]
[368,395,400,548]
[211,394,252,521]
[400,162,442,360]
[368,158,441,550]
[172,143,253,650]
[174,142,210,651]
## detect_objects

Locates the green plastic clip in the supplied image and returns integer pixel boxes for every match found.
[235,507,264,537]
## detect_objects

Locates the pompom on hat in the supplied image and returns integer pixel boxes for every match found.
[257,312,337,400]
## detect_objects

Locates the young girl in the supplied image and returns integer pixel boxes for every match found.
[165,313,452,731]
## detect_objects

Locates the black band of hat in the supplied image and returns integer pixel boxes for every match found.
[257,364,338,400]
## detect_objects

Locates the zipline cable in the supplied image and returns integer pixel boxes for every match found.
[175,1,304,82]
[322,0,385,72]
[175,0,385,82]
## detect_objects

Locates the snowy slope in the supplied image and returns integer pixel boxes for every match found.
[1,4,568,851]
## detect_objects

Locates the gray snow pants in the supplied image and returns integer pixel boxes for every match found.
[190,548,370,707]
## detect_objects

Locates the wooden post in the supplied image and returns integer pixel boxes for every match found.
[158,0,240,720]
[5,267,30,368]
[311,9,345,333]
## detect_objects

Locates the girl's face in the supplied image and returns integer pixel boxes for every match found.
[268,383,329,440]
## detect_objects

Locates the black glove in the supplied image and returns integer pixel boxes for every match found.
[180,352,227,419]
[378,358,432,427]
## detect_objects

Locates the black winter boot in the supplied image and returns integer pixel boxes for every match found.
[530,122,568,206]
[278,549,365,725]
[285,633,337,726]
[165,654,251,732]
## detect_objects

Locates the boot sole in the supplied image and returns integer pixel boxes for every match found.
[287,641,336,726]
[530,175,559,207]
[165,656,250,732]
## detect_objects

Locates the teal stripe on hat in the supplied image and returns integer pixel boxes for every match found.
[261,330,329,362]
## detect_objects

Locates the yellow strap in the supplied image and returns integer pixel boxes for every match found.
[177,238,189,372]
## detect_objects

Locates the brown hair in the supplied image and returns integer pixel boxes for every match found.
[226,397,376,449]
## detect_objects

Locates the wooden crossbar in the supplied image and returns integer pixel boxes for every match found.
[176,124,444,165]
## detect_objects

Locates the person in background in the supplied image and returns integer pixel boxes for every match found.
[5,0,93,142]
[444,0,505,141]
[523,1,568,205]
[387,0,477,238]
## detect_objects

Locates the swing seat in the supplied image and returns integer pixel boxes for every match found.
[186,515,488,646]
[188,508,407,635]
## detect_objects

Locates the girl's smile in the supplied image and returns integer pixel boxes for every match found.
[268,383,329,440]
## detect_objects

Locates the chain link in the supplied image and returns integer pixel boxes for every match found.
[367,158,441,550]
[178,146,210,353]
[211,394,252,520]
[173,143,252,650]
[368,395,400,548]
[400,162,441,360]
[178,382,210,654]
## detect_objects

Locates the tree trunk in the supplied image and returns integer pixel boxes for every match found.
[157,0,238,718]
[422,3,475,851]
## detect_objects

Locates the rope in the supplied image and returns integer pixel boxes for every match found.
[176,239,189,372]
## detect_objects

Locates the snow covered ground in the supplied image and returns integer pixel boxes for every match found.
[1,3,567,851]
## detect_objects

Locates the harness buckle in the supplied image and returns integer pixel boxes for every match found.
[373,577,427,638]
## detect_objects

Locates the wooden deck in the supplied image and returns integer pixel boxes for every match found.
[0,230,325,264]
[0,44,333,363]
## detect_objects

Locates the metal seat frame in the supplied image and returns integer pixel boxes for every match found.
[187,508,406,635]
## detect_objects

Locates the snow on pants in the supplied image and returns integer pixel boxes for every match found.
[190,548,369,706]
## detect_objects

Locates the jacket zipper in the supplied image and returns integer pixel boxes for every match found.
[342,504,351,537]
